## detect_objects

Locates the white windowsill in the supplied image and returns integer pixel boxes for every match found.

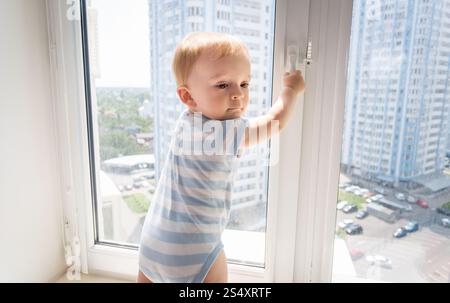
[222,229,265,266]
[58,236,385,283]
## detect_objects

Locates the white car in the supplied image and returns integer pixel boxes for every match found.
[345,185,358,192]
[344,186,353,192]
[441,218,450,228]
[366,255,392,269]
[395,193,406,201]
[373,194,384,200]
[359,189,369,195]
[337,201,349,210]
[338,219,354,229]
[406,195,416,204]
[353,190,362,196]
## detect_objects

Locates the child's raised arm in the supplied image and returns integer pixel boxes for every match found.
[243,70,305,148]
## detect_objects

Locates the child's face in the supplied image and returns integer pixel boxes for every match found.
[182,49,251,120]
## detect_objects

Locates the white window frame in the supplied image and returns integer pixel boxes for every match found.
[46,0,354,282]
[293,0,354,282]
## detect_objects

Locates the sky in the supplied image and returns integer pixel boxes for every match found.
[91,0,150,88]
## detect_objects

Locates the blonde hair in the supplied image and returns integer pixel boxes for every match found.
[172,32,250,87]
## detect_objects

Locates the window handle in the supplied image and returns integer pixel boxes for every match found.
[288,45,299,72]
[287,42,312,73]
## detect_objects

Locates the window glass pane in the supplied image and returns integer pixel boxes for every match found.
[85,0,276,267]
[333,0,450,282]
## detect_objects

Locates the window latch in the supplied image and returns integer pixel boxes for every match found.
[304,41,313,65]
[287,42,313,73]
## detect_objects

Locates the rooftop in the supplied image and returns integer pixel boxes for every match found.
[413,173,450,192]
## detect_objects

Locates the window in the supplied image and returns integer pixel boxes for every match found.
[51,0,348,282]
[82,0,276,268]
[333,0,450,283]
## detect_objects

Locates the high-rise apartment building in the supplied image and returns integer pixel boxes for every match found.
[342,0,450,186]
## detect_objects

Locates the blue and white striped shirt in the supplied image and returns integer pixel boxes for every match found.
[138,109,249,282]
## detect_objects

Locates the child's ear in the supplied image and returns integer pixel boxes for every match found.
[177,86,197,108]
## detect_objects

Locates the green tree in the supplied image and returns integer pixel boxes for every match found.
[95,88,154,160]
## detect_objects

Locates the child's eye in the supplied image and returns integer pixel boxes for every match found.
[215,82,249,89]
[216,83,229,89]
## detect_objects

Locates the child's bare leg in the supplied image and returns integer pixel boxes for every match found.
[137,270,153,283]
[137,250,227,283]
[203,249,228,283]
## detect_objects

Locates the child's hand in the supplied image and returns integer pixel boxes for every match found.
[283,70,305,95]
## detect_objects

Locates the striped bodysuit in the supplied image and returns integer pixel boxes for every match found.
[138,109,248,282]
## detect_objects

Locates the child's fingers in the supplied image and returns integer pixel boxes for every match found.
[284,70,302,76]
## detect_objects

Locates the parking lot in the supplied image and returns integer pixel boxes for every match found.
[336,174,450,283]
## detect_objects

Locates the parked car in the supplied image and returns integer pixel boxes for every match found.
[372,194,384,201]
[355,210,369,219]
[142,172,155,180]
[436,207,450,216]
[343,204,358,214]
[118,185,125,192]
[404,221,419,232]
[366,255,392,269]
[374,187,385,194]
[349,248,365,260]
[416,199,429,209]
[359,189,369,195]
[363,192,375,199]
[407,195,417,204]
[125,184,133,191]
[338,219,354,229]
[395,192,406,201]
[337,201,349,210]
[345,185,359,193]
[345,223,363,235]
[441,218,450,228]
[393,227,407,238]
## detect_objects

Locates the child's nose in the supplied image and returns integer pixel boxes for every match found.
[231,86,244,100]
